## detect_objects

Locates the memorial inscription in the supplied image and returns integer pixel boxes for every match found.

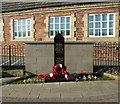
[54,33,64,66]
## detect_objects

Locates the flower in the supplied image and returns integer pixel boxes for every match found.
[94,76,97,79]
[83,75,86,80]
[36,64,70,80]
[29,79,33,83]
[50,73,53,77]
[88,75,91,79]
[36,74,50,78]
[33,78,36,83]
[23,80,26,83]
[77,73,86,75]
[27,78,31,83]
[51,64,70,80]
[75,78,79,81]
[91,75,94,78]
[73,73,79,78]
[41,78,45,83]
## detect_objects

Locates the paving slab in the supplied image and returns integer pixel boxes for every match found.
[61,92,83,99]
[27,84,43,98]
[39,92,60,99]
[42,82,59,89]
[18,84,42,98]
[50,87,61,93]
[0,87,2,98]
[7,84,26,98]
[59,82,77,88]
[2,84,16,97]
[1,80,119,102]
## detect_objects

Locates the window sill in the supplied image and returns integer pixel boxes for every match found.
[89,36,115,38]
[0,38,4,41]
[44,37,76,41]
[49,36,71,38]
[11,37,34,41]
[83,36,119,42]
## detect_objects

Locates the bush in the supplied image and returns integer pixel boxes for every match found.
[97,70,104,77]
[104,67,120,76]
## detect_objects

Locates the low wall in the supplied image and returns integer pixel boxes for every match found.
[25,41,93,76]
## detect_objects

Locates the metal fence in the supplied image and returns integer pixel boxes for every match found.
[0,42,120,70]
[93,42,120,68]
[0,44,25,70]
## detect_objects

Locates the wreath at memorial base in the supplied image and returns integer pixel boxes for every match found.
[36,64,70,80]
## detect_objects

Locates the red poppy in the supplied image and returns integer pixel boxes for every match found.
[36,74,50,78]
[77,73,86,75]
[36,64,70,80]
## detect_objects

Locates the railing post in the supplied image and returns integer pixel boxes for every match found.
[9,45,12,69]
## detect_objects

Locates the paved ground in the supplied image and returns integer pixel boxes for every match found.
[0,77,20,86]
[1,79,119,103]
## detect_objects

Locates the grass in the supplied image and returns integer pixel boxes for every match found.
[10,74,115,84]
[97,75,114,80]
[77,75,114,81]
[10,75,44,84]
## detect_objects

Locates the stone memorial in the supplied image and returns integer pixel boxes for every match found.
[25,36,93,75]
[54,33,64,66]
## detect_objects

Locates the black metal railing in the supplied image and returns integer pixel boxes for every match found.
[0,44,25,70]
[93,42,120,68]
[1,42,119,71]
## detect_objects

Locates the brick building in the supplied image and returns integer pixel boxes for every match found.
[0,1,120,45]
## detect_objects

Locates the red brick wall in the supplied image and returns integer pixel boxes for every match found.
[34,14,46,41]
[1,2,120,45]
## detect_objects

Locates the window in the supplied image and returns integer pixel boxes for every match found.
[0,20,4,41]
[13,18,31,38]
[88,13,115,37]
[0,20,2,38]
[49,16,71,37]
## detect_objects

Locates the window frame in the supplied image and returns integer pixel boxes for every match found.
[13,18,32,38]
[0,19,4,41]
[0,20,2,38]
[88,13,115,37]
[49,15,71,38]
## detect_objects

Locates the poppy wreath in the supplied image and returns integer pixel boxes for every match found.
[50,64,70,80]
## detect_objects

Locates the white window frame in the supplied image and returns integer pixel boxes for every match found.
[0,20,2,38]
[88,13,115,37]
[0,20,4,41]
[49,16,71,38]
[13,18,32,38]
